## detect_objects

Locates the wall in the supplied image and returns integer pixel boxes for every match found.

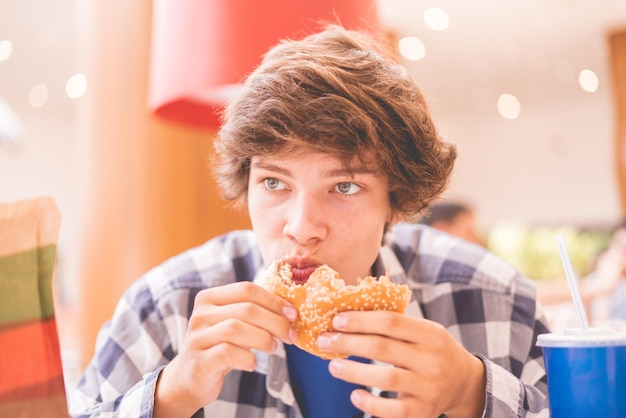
[436,89,619,229]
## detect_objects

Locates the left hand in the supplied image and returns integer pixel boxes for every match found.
[316,311,486,418]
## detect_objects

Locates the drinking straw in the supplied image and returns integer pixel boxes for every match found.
[556,234,590,330]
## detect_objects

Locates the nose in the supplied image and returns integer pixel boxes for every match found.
[283,193,328,246]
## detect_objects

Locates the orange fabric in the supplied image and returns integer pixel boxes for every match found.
[0,395,69,418]
[0,318,64,399]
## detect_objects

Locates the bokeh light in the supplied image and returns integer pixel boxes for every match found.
[423,8,449,31]
[398,36,426,61]
[0,40,13,62]
[29,84,49,108]
[578,69,599,93]
[66,73,87,99]
[497,94,521,120]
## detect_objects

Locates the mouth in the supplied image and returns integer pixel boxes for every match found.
[283,257,321,284]
[290,265,319,284]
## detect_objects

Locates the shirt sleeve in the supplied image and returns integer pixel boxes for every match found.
[69,365,162,418]
[479,305,551,417]
[67,232,258,418]
[68,278,177,418]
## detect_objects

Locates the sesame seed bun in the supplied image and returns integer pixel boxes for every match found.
[256,260,412,359]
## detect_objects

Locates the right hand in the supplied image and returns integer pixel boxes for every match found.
[153,281,298,417]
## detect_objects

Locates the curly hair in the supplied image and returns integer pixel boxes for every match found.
[212,24,456,220]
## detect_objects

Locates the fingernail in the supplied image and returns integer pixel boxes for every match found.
[329,359,342,376]
[350,390,363,407]
[332,314,347,330]
[271,339,278,353]
[283,306,297,321]
[289,327,298,343]
[317,334,331,348]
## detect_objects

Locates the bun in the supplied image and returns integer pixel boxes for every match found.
[256,260,412,359]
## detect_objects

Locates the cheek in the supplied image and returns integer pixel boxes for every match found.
[337,211,386,246]
[248,194,285,241]
[250,212,283,266]
[247,189,271,223]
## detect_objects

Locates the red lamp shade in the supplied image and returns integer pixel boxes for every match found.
[149,0,381,129]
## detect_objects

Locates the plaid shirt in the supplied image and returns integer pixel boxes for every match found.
[70,223,550,417]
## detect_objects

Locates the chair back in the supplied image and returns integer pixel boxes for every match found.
[0,197,68,417]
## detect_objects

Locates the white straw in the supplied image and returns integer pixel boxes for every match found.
[556,234,589,330]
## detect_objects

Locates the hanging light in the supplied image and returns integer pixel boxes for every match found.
[149,0,380,130]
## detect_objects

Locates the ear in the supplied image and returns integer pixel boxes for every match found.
[431,220,452,233]
[387,211,400,227]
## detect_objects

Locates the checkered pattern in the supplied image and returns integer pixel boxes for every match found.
[69,223,550,417]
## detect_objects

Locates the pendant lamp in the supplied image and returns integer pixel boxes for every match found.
[149,0,380,129]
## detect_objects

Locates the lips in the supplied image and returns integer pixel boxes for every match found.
[290,265,319,284]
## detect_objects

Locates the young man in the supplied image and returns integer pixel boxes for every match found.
[71,25,550,417]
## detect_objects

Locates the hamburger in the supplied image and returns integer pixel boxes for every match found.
[256,260,412,359]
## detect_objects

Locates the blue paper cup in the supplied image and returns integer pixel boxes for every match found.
[536,328,626,418]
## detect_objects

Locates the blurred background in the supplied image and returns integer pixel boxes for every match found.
[1,0,626,395]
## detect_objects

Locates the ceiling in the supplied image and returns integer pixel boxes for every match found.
[376,0,626,110]
[1,0,626,140]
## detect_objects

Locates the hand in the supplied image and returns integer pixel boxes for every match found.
[153,282,298,418]
[317,311,486,418]
[590,248,625,296]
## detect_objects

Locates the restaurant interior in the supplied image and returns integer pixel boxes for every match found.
[1,0,626,413]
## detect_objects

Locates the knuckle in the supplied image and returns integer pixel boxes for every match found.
[380,311,401,329]
[193,288,212,305]
[262,334,276,352]
[210,342,233,361]
[378,370,400,389]
[394,403,411,418]
[234,281,257,294]
[367,336,388,356]
[210,343,257,371]
[221,317,243,334]
[427,322,449,346]
[239,301,259,317]
[187,315,202,330]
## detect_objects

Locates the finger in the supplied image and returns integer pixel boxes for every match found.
[188,317,279,354]
[328,358,419,395]
[196,342,259,374]
[350,388,438,418]
[190,302,297,344]
[318,332,423,370]
[332,310,444,344]
[196,282,298,321]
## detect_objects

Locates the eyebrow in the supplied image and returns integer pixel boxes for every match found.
[251,160,378,179]
[250,161,291,176]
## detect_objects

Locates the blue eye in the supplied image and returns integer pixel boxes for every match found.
[335,182,361,195]
[264,178,286,190]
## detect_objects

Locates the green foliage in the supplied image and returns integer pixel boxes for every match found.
[486,223,612,280]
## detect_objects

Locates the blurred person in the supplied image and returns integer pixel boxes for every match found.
[418,201,484,245]
[604,224,626,319]
[536,220,626,322]
[70,25,550,417]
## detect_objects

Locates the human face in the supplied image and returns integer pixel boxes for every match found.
[433,211,483,246]
[248,150,395,286]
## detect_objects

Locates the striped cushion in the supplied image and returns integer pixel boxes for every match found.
[0,197,68,417]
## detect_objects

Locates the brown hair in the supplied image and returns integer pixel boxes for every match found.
[212,25,456,220]
[419,201,472,226]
